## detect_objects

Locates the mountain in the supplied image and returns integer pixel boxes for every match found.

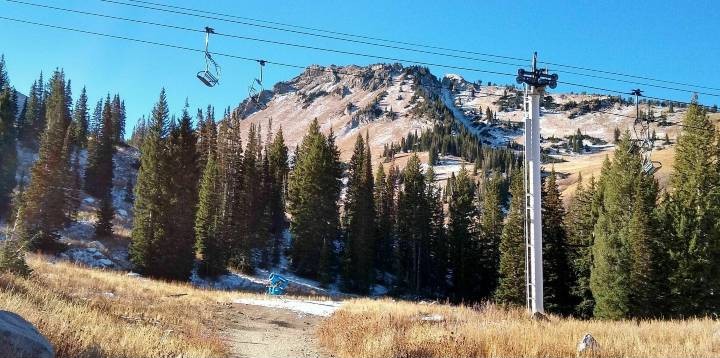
[231,63,690,194]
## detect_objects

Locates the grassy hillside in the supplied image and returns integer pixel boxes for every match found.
[0,256,243,357]
[318,299,719,358]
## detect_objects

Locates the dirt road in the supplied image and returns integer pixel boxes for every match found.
[220,302,332,358]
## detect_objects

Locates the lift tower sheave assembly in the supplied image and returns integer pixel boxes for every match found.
[516,53,558,315]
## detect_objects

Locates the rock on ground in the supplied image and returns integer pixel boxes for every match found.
[0,310,54,358]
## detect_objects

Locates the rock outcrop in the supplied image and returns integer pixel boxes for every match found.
[0,311,54,358]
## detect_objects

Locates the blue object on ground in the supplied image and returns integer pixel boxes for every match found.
[267,272,289,295]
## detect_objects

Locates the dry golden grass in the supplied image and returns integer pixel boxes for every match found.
[318,299,720,358]
[0,255,261,358]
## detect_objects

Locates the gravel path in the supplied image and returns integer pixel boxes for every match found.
[222,302,332,358]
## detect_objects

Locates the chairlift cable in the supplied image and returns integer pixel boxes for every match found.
[0,12,714,114]
[99,0,720,93]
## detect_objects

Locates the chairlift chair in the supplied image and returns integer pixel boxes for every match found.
[246,60,267,109]
[197,27,221,87]
[631,108,662,175]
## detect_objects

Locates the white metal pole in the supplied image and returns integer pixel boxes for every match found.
[523,87,531,313]
[527,86,544,314]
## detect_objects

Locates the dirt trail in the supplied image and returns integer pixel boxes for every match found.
[220,303,332,358]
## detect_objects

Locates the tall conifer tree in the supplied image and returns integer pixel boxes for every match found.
[495,170,525,306]
[342,134,376,293]
[130,89,174,278]
[591,132,664,319]
[0,55,17,217]
[477,171,504,299]
[374,163,398,276]
[72,87,89,148]
[267,126,289,266]
[448,166,479,301]
[195,148,224,277]
[542,169,574,315]
[18,70,72,252]
[164,101,199,279]
[565,174,598,318]
[663,102,720,316]
[288,119,341,284]
[94,96,115,238]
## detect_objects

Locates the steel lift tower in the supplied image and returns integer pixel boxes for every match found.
[516,53,558,315]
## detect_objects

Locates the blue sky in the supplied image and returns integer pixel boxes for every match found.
[1,0,718,134]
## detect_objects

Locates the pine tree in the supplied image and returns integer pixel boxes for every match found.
[60,121,80,223]
[72,87,89,148]
[477,171,504,299]
[0,55,17,218]
[267,126,289,266]
[17,70,72,252]
[565,174,597,318]
[374,163,398,277]
[84,98,107,197]
[19,73,46,147]
[613,127,621,143]
[93,97,115,238]
[425,166,446,295]
[195,148,225,277]
[447,166,479,301]
[542,169,574,315]
[590,132,664,319]
[288,119,341,284]
[573,129,583,153]
[229,123,263,272]
[111,94,126,144]
[663,102,720,316]
[196,106,216,174]
[625,182,664,318]
[163,101,199,279]
[214,115,244,279]
[495,170,525,306]
[396,154,427,293]
[342,134,376,293]
[129,89,175,278]
[0,236,30,277]
[129,116,147,149]
[395,154,444,295]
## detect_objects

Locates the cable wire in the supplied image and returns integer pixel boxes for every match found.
[93,0,527,68]
[3,0,519,79]
[104,0,720,93]
[0,15,511,96]
[9,0,720,100]
[0,12,715,114]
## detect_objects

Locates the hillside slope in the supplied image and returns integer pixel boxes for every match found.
[232,63,691,197]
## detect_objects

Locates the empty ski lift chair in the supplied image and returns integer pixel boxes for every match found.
[267,272,289,295]
[246,60,267,109]
[197,27,221,87]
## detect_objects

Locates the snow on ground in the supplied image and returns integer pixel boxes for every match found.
[190,229,346,296]
[422,155,469,182]
[440,87,481,137]
[234,297,343,317]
